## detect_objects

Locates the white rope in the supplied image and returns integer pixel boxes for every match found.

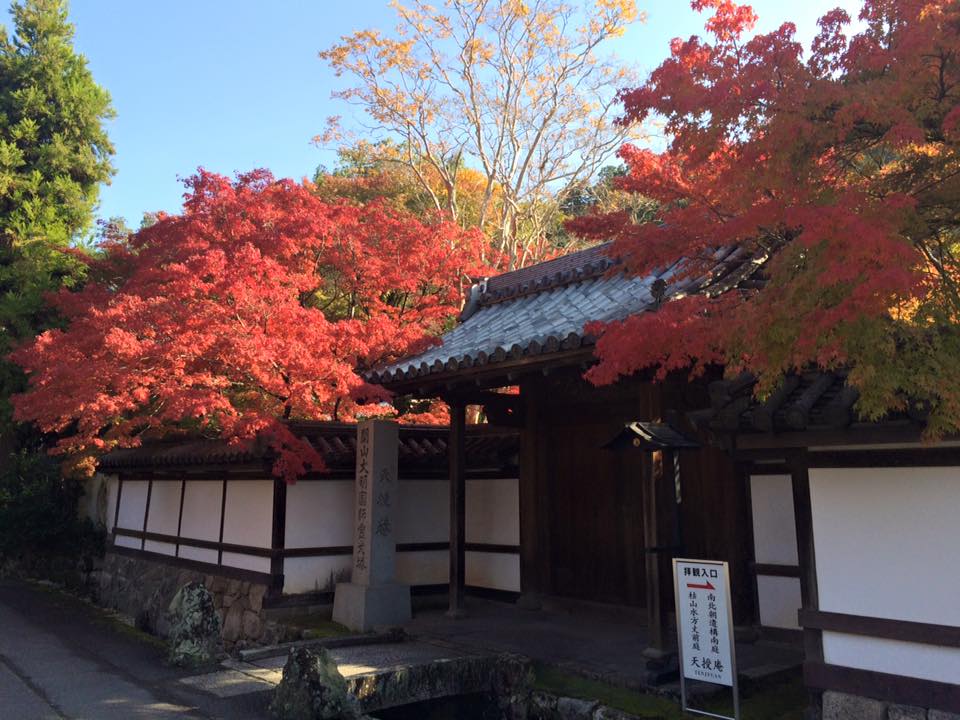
[674,450,682,505]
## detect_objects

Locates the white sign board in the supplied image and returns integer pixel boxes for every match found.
[673,559,736,688]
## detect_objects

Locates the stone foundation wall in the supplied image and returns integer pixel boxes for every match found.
[98,551,274,649]
[822,691,960,720]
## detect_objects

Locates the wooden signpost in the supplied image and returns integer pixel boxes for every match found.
[672,558,740,720]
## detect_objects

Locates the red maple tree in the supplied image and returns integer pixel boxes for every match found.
[11,169,488,480]
[571,0,960,434]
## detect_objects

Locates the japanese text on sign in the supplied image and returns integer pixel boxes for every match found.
[673,559,735,687]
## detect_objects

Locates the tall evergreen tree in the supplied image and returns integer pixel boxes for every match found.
[0,0,115,449]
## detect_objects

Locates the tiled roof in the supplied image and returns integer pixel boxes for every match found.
[699,370,927,434]
[372,241,772,386]
[98,421,518,475]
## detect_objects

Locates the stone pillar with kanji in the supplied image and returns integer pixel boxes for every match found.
[332,419,411,631]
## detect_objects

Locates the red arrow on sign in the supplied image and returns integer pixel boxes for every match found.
[687,581,715,591]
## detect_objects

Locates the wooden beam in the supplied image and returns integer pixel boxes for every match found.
[112,477,123,533]
[752,563,801,578]
[799,609,960,649]
[447,398,467,617]
[741,462,762,630]
[217,479,227,566]
[517,382,544,609]
[175,479,185,558]
[141,479,153,551]
[790,450,824,713]
[108,545,276,587]
[804,661,960,714]
[733,423,925,450]
[380,346,598,396]
[808,446,960,468]
[270,479,287,598]
[641,450,671,655]
[113,527,275,557]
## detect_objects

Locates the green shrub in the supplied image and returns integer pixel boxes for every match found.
[0,451,105,563]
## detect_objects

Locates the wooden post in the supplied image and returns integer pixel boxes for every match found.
[790,450,824,713]
[447,397,467,618]
[642,450,669,653]
[518,383,543,609]
[269,478,287,599]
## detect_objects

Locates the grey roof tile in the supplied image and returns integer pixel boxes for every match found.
[373,241,772,385]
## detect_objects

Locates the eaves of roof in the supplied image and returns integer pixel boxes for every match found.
[373,242,773,392]
[98,421,518,475]
[697,370,934,449]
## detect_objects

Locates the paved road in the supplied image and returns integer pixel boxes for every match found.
[0,580,272,720]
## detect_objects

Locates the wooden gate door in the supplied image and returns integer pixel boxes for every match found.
[545,419,648,607]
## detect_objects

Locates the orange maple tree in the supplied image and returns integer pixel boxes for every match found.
[11,169,488,480]
[571,0,960,434]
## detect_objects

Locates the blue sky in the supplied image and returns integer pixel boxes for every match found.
[4,0,863,227]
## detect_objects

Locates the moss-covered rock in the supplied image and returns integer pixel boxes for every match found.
[270,647,371,720]
[166,581,222,667]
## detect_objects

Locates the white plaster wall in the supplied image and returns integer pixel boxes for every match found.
[143,540,176,556]
[114,535,140,549]
[466,478,519,546]
[749,473,800,629]
[221,551,270,574]
[285,481,354,548]
[116,480,148,531]
[822,632,960,685]
[179,545,218,565]
[284,555,353,595]
[750,474,798,565]
[222,480,273,548]
[146,481,181,537]
[756,575,801,629]
[179,481,223,542]
[467,552,520,592]
[810,465,960,683]
[280,476,520,595]
[396,550,448,586]
[396,480,448,544]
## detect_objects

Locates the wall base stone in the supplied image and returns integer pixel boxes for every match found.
[889,705,930,720]
[821,691,958,720]
[99,551,269,650]
[823,691,887,720]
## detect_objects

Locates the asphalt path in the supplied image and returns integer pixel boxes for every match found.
[0,580,272,720]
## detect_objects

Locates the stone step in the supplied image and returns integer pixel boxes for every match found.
[238,627,406,662]
[182,639,504,713]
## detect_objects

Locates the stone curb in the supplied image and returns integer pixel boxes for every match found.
[530,689,645,720]
[238,628,407,662]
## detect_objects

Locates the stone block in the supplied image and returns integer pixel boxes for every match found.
[822,691,886,720]
[556,696,599,720]
[248,584,267,613]
[166,582,222,667]
[269,647,364,720]
[242,610,262,640]
[331,582,410,633]
[929,712,960,720]
[529,690,558,719]
[888,705,927,720]
[593,706,640,720]
[223,603,244,643]
[260,621,279,647]
[209,575,227,594]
